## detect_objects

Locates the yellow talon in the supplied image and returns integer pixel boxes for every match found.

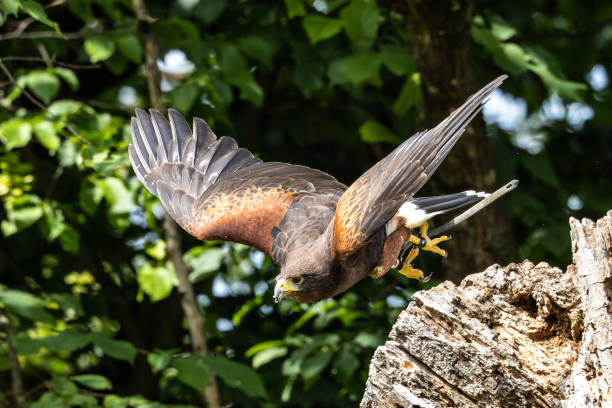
[397,248,424,280]
[408,222,449,258]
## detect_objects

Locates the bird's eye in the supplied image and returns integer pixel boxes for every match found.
[291,276,303,285]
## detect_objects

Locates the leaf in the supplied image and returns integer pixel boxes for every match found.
[116,35,143,64]
[0,119,32,150]
[50,376,78,397]
[41,202,65,241]
[137,261,178,302]
[98,177,135,214]
[302,15,343,44]
[0,290,54,322]
[168,83,200,114]
[301,350,333,380]
[393,72,422,115]
[71,374,112,390]
[245,340,285,357]
[328,53,380,85]
[252,346,288,369]
[340,0,380,49]
[48,100,83,116]
[284,0,305,18]
[3,203,44,236]
[359,121,400,144]
[172,355,210,391]
[59,225,79,254]
[54,67,79,90]
[184,247,225,283]
[193,0,227,25]
[520,154,561,188]
[78,181,104,215]
[203,356,267,398]
[84,37,116,63]
[33,121,60,152]
[23,71,60,103]
[490,15,517,41]
[237,36,279,65]
[20,0,62,34]
[333,348,359,379]
[1,0,20,16]
[147,349,176,373]
[40,330,91,352]
[91,333,137,364]
[379,45,415,76]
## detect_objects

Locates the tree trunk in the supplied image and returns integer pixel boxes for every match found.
[405,0,517,281]
[361,210,612,407]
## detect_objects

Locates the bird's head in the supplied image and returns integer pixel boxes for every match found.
[273,257,340,304]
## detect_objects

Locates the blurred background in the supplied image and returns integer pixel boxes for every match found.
[0,0,610,406]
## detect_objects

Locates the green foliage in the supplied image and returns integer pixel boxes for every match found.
[0,0,609,407]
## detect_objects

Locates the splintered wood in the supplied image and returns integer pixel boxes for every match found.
[362,211,612,408]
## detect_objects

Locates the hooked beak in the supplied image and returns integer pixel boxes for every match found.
[273,278,299,303]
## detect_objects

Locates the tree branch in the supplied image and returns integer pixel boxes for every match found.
[130,1,221,406]
[1,312,25,407]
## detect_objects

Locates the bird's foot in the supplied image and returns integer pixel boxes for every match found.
[408,222,449,258]
[396,247,429,282]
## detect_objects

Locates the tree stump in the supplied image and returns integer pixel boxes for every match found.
[361,211,612,407]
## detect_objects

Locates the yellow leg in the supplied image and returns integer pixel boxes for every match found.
[407,222,449,257]
[397,248,424,280]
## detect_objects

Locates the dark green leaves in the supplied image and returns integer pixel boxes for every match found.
[340,0,380,49]
[203,356,267,398]
[91,333,137,364]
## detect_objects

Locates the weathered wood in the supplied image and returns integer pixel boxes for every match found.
[362,210,612,407]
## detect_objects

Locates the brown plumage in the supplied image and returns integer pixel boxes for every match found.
[129,75,506,303]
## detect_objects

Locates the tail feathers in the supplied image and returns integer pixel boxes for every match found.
[396,190,489,230]
[128,109,261,222]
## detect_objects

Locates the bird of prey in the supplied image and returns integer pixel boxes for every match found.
[129,75,506,303]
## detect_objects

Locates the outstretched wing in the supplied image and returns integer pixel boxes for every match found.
[332,75,507,259]
[129,109,345,265]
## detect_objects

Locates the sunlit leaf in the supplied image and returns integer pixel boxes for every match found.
[71,374,112,390]
[303,15,343,44]
[84,36,116,63]
[0,290,54,322]
[33,121,60,152]
[359,121,400,144]
[252,346,288,368]
[20,0,62,34]
[23,70,60,104]
[184,246,225,283]
[393,72,422,115]
[284,0,305,18]
[54,67,79,90]
[40,330,91,352]
[137,261,177,302]
[0,119,32,150]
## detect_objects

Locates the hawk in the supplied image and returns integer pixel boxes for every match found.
[129,75,506,303]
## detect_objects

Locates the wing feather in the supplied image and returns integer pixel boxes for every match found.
[332,75,507,259]
[129,109,345,264]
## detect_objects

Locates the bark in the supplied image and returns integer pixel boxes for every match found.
[361,210,612,407]
[131,1,221,406]
[405,0,517,281]
[1,312,25,407]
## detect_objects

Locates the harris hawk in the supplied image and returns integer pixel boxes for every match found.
[129,75,507,303]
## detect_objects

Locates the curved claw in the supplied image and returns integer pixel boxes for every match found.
[419,270,434,283]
